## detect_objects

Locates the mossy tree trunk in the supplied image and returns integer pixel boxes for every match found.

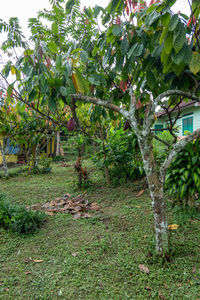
[0,141,9,177]
[138,135,168,255]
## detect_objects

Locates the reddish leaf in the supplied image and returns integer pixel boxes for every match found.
[25,272,31,275]
[145,286,152,290]
[136,190,144,197]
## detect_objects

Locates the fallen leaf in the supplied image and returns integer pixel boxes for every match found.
[4,288,9,292]
[139,264,150,274]
[145,286,152,290]
[45,211,54,216]
[82,213,92,218]
[143,235,147,239]
[192,266,196,273]
[136,190,144,197]
[189,219,197,223]
[159,293,166,300]
[33,259,43,263]
[168,224,179,230]
[24,258,31,264]
[136,205,141,208]
[177,283,181,287]
[25,272,31,275]
[74,213,81,219]
[72,252,78,257]
[164,284,168,289]
[90,203,101,211]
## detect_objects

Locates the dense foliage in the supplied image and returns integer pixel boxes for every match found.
[93,127,144,184]
[165,138,200,207]
[0,192,46,234]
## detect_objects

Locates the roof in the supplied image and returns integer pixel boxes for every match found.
[156,100,200,118]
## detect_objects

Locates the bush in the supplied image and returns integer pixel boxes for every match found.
[165,138,200,208]
[93,128,144,184]
[0,192,46,234]
[153,131,173,167]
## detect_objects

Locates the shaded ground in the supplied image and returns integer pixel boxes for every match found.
[0,160,200,299]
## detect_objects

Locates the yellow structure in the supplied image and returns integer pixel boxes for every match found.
[0,134,55,165]
[0,134,18,164]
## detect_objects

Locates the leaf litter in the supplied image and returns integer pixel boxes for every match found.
[26,193,102,218]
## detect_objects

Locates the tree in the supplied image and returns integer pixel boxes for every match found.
[0,0,200,256]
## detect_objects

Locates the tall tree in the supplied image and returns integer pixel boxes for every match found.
[0,0,200,255]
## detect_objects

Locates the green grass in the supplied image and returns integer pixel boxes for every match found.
[0,158,200,299]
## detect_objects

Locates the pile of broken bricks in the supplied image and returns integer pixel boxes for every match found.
[26,193,102,219]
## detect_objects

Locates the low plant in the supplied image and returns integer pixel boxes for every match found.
[153,131,173,167]
[0,192,46,234]
[165,138,200,208]
[39,154,52,172]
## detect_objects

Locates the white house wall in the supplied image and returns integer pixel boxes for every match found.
[156,106,200,136]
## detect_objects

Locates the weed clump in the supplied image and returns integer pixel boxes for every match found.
[0,192,46,234]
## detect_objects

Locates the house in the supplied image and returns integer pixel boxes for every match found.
[0,134,20,164]
[0,133,56,165]
[155,101,200,136]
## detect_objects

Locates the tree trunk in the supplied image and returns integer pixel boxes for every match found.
[56,131,60,156]
[138,135,169,255]
[34,143,40,168]
[99,124,111,185]
[0,141,9,177]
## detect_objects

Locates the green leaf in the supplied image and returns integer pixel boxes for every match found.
[48,41,58,54]
[164,31,173,54]
[59,86,68,97]
[48,96,57,113]
[120,37,129,55]
[159,26,168,45]
[109,0,123,14]
[171,46,185,65]
[192,156,198,165]
[56,55,62,70]
[189,52,200,75]
[128,43,143,59]
[168,14,179,31]
[112,25,123,37]
[180,183,187,197]
[161,12,171,26]
[80,50,89,63]
[173,24,186,54]
[29,90,37,102]
[146,70,156,88]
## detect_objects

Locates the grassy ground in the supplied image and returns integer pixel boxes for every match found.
[0,158,200,300]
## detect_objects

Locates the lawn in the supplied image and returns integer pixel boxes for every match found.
[0,158,200,300]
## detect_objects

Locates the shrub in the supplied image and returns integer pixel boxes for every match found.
[93,128,144,184]
[0,192,46,234]
[165,138,200,208]
[153,131,173,167]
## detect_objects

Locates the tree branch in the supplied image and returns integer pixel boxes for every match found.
[160,128,200,179]
[71,94,132,121]
[153,90,200,110]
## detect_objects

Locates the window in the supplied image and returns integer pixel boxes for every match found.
[3,138,20,155]
[182,117,193,135]
[155,124,163,135]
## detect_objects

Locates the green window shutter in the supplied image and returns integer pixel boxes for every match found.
[155,124,163,135]
[182,117,193,135]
